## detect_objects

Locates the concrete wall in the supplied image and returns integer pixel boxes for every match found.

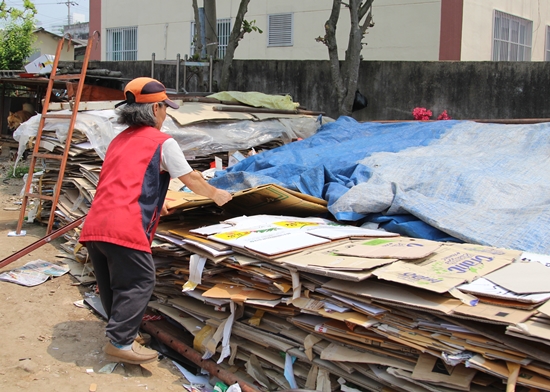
[85,59,550,121]
[219,59,550,121]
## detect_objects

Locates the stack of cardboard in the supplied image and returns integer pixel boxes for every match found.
[19,108,550,391]
[146,211,550,392]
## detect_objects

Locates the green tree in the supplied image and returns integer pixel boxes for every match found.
[0,0,37,70]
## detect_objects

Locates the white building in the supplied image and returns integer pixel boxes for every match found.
[89,0,550,62]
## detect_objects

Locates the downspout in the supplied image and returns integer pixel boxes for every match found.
[164,23,168,60]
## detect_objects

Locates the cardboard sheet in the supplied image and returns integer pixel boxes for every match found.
[507,319,550,343]
[164,189,215,210]
[538,299,550,317]
[168,102,253,126]
[202,283,282,302]
[467,355,550,390]
[168,296,229,322]
[226,184,328,217]
[483,262,550,294]
[458,277,550,304]
[316,309,379,328]
[204,215,386,256]
[210,228,330,256]
[411,353,477,391]
[276,241,396,271]
[373,261,468,293]
[452,302,535,325]
[335,238,442,259]
[320,343,414,371]
[322,279,461,314]
[147,301,204,335]
[416,243,520,283]
[166,184,328,216]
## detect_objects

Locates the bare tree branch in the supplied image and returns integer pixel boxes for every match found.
[318,0,375,116]
[219,0,251,91]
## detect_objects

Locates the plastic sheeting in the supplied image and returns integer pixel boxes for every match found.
[210,116,550,253]
[13,109,323,163]
[207,91,300,111]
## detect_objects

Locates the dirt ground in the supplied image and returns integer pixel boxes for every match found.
[0,152,190,392]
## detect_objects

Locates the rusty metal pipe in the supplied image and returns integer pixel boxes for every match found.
[0,215,86,269]
[141,319,260,392]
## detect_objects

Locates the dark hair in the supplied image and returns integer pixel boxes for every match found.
[116,102,157,127]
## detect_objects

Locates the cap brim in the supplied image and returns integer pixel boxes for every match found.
[164,99,179,109]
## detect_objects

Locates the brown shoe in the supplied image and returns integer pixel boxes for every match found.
[103,341,158,365]
[134,332,151,346]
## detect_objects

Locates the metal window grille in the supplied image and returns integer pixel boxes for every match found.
[217,18,231,59]
[191,17,231,59]
[268,13,293,47]
[546,26,550,61]
[106,26,137,61]
[492,10,532,61]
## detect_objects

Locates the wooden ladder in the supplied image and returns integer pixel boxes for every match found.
[16,32,98,235]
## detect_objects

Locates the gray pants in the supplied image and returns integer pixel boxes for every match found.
[86,241,155,345]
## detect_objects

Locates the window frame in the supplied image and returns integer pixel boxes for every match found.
[106,26,138,61]
[492,10,532,61]
[267,13,293,47]
[190,15,231,59]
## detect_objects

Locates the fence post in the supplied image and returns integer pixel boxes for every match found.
[176,53,180,93]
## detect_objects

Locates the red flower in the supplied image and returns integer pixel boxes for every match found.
[437,110,451,120]
[412,107,432,121]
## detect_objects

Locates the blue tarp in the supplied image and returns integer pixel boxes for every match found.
[211,117,550,254]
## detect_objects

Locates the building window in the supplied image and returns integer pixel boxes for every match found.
[546,26,550,61]
[191,12,231,59]
[217,18,231,59]
[268,13,293,47]
[492,10,532,61]
[106,26,137,61]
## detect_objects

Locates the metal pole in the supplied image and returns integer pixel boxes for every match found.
[141,319,260,392]
[1,215,86,269]
[151,53,155,78]
[209,55,213,92]
[183,55,187,93]
[175,53,180,93]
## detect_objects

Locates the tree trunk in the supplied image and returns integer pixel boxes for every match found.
[204,0,218,58]
[219,0,250,91]
[323,0,374,116]
[191,0,204,58]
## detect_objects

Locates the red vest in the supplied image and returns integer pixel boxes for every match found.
[79,126,171,253]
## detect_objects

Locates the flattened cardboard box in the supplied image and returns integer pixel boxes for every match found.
[322,279,461,314]
[483,261,550,294]
[335,237,442,259]
[227,184,328,216]
[202,283,282,302]
[374,243,521,293]
[417,243,521,283]
[165,183,328,217]
[452,301,535,325]
[277,240,397,271]
[373,261,467,293]
[411,353,476,391]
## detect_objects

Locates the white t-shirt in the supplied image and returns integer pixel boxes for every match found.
[160,138,193,178]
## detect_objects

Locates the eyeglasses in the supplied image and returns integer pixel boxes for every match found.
[157,102,165,108]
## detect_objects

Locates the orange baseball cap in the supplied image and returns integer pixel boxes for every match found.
[115,77,179,109]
